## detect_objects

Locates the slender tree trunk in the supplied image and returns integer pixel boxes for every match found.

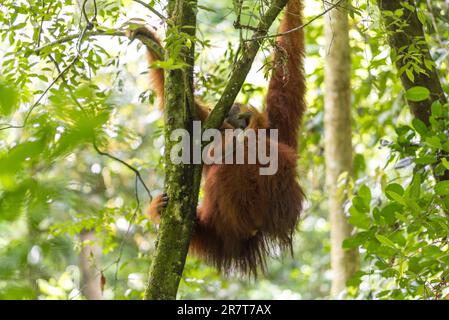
[79,230,102,300]
[324,0,359,298]
[377,0,448,180]
[144,0,200,300]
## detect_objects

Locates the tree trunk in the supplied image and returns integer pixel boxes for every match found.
[377,0,448,181]
[324,0,359,298]
[144,0,200,300]
[377,0,446,125]
[79,230,102,300]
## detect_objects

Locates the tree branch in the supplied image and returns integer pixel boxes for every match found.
[203,0,290,131]
[93,141,152,200]
[247,0,345,42]
[34,29,165,60]
[132,0,167,21]
[0,56,79,131]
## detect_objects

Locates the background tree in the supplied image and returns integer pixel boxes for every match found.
[344,0,449,299]
[323,0,359,297]
[377,0,446,126]
[79,230,102,300]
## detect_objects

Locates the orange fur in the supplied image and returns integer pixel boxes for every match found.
[144,0,306,275]
[266,0,306,150]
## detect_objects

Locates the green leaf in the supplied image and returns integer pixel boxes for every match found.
[352,196,370,213]
[348,206,371,229]
[435,181,449,196]
[358,185,371,205]
[0,186,27,222]
[405,86,430,102]
[375,235,397,249]
[379,203,402,225]
[417,10,426,26]
[394,9,404,17]
[402,2,415,11]
[405,69,415,82]
[385,183,404,199]
[443,196,449,211]
[394,212,408,223]
[431,101,442,117]
[342,237,359,249]
[424,59,434,71]
[0,81,19,116]
[425,136,442,149]
[406,174,421,199]
[414,155,437,165]
[412,118,428,136]
[386,191,406,206]
[441,158,449,170]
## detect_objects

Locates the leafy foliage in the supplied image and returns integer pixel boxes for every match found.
[346,99,449,299]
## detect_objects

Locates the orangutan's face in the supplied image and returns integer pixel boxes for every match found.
[225,103,253,129]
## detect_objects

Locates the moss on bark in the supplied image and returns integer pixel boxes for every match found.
[144,0,200,300]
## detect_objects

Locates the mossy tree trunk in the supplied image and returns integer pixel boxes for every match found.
[324,0,359,298]
[144,0,200,300]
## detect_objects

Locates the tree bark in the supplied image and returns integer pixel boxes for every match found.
[377,0,448,181]
[377,0,446,125]
[79,230,102,300]
[324,0,359,298]
[144,0,200,300]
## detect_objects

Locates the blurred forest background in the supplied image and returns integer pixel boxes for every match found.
[1,0,449,300]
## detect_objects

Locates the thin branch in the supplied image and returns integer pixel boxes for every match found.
[113,175,141,295]
[247,0,346,42]
[34,29,165,60]
[132,0,167,21]
[81,0,97,29]
[233,21,260,32]
[0,57,79,131]
[203,0,290,131]
[93,141,152,200]
[426,0,444,46]
[48,54,87,114]
[2,4,102,131]
[92,140,153,294]
[34,30,123,54]
[36,0,52,48]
